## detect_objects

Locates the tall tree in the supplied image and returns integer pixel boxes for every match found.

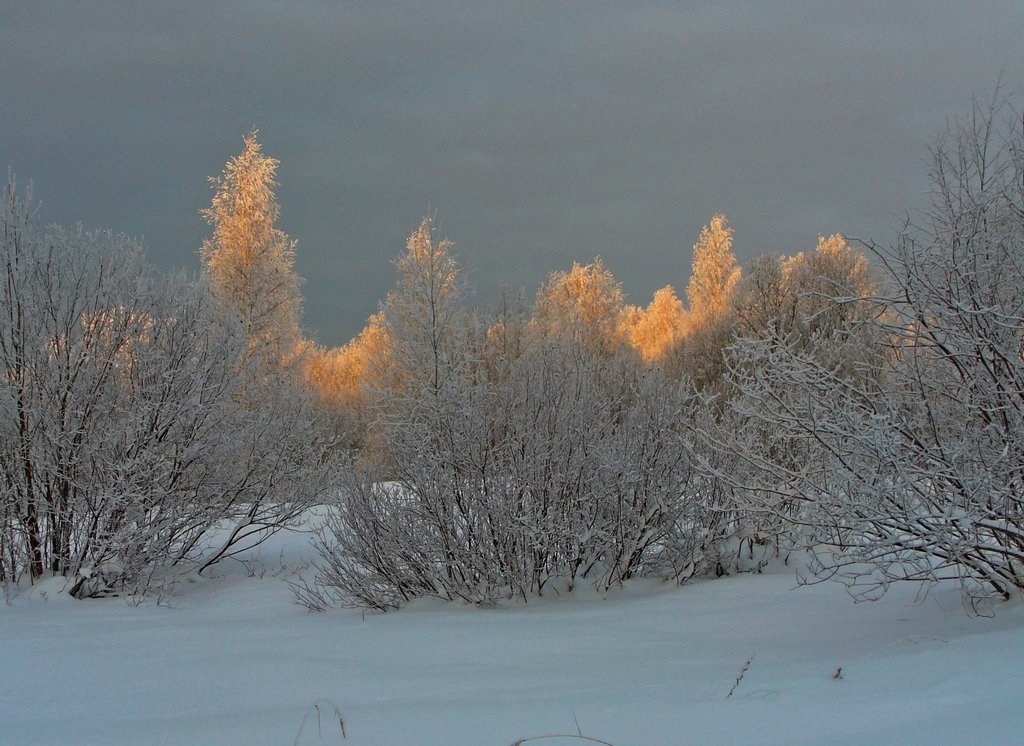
[200,130,301,363]
[668,215,741,393]
[687,214,741,319]
[375,216,465,400]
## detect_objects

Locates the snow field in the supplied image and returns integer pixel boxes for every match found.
[2,527,1022,745]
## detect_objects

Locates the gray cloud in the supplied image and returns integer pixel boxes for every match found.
[2,1,1022,344]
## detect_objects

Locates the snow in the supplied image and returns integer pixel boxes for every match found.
[2,525,1023,745]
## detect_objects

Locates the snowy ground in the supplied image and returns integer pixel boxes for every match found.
[2,527,1023,745]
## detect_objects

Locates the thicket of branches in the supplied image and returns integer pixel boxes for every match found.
[716,94,1024,607]
[4,91,1022,613]
[0,134,338,599]
[299,224,727,609]
[306,91,1024,612]
[298,212,887,608]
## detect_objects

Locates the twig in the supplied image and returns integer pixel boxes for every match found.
[510,736,615,746]
[727,655,754,698]
[293,699,346,745]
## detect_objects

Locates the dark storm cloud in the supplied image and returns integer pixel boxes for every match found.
[2,2,1022,343]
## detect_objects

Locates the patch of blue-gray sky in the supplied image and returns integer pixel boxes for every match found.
[2,2,1021,343]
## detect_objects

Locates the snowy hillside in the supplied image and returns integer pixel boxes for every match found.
[2,527,1022,746]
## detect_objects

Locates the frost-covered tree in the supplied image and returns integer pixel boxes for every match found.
[200,130,302,363]
[701,236,883,567]
[733,254,788,338]
[731,235,882,385]
[303,311,388,448]
[373,217,465,401]
[303,334,711,610]
[529,258,628,355]
[779,235,881,368]
[622,285,687,363]
[660,214,744,394]
[687,214,741,320]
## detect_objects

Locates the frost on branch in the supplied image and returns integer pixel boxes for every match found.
[718,92,1024,607]
[200,130,302,367]
[0,177,336,598]
[299,229,720,610]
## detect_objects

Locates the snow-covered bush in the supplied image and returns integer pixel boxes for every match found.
[0,179,337,597]
[302,339,714,610]
[719,93,1024,606]
[300,226,718,609]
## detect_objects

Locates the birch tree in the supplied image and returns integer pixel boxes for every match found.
[687,214,741,320]
[530,258,628,355]
[200,130,302,364]
[622,285,687,363]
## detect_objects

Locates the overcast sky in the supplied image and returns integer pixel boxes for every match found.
[2,2,1022,344]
